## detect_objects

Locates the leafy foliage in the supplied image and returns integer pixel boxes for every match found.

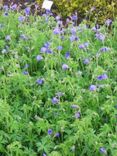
[0,5,117,156]
[37,0,117,24]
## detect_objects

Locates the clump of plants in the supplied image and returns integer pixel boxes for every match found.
[37,0,117,25]
[0,4,117,156]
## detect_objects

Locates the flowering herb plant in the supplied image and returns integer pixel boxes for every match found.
[0,4,117,156]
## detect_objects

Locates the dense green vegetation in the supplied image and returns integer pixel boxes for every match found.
[0,5,117,156]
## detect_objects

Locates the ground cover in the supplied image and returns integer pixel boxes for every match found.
[0,6,117,156]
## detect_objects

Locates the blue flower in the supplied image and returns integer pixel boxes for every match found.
[92,26,98,32]
[20,34,28,40]
[79,44,85,49]
[48,129,53,135]
[4,12,8,16]
[84,42,89,48]
[83,58,90,65]
[105,19,112,26]
[43,153,47,156]
[44,42,50,48]
[75,112,81,119]
[70,35,78,42]
[65,52,70,59]
[52,97,59,104]
[25,7,30,15]
[57,46,63,51]
[53,28,61,35]
[56,15,61,21]
[97,74,108,80]
[62,64,69,70]
[55,92,64,97]
[5,35,11,41]
[46,49,53,54]
[36,79,44,85]
[57,20,63,26]
[71,27,76,35]
[71,14,78,21]
[11,4,17,10]
[79,42,89,50]
[36,55,43,61]
[71,105,79,109]
[89,85,97,91]
[23,71,29,75]
[3,5,8,11]
[40,47,47,53]
[99,147,107,154]
[100,47,110,52]
[18,16,25,22]
[54,132,60,137]
[96,33,105,41]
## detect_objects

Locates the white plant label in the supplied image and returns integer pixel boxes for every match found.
[42,0,53,10]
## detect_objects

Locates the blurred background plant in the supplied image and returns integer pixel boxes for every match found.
[1,0,117,25]
[36,0,117,25]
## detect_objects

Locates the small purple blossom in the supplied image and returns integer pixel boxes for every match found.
[99,147,107,154]
[46,49,53,54]
[70,35,76,42]
[4,12,8,16]
[65,52,70,59]
[92,26,98,32]
[96,33,105,41]
[25,7,30,15]
[3,5,8,11]
[18,16,25,22]
[75,112,81,119]
[43,153,47,156]
[57,20,63,26]
[71,27,76,35]
[70,35,78,42]
[36,79,44,85]
[52,97,59,104]
[97,74,108,80]
[5,35,11,41]
[79,44,85,49]
[20,34,28,40]
[55,132,60,137]
[23,71,29,75]
[100,47,110,52]
[84,42,89,48]
[36,55,43,61]
[48,129,53,135]
[55,92,64,97]
[11,4,17,10]
[71,14,78,21]
[44,42,50,48]
[89,85,97,91]
[57,46,63,51]
[79,42,89,49]
[62,64,69,70]
[53,28,61,35]
[105,19,112,26]
[83,58,90,65]
[66,18,71,24]
[71,105,79,109]
[56,15,61,21]
[40,47,47,53]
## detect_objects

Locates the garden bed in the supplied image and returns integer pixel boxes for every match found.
[0,4,117,156]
